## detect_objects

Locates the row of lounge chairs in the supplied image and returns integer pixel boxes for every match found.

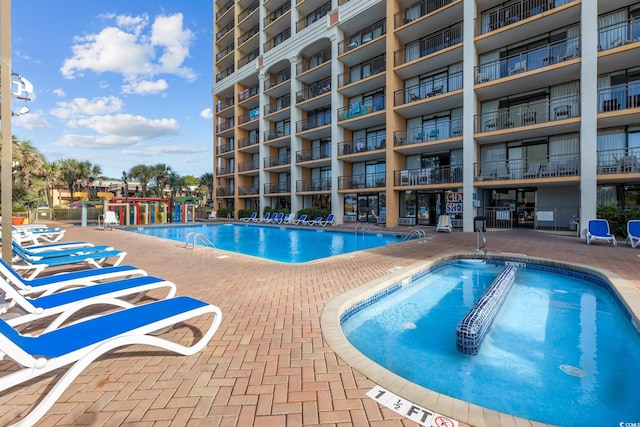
[240,212,336,226]
[586,218,640,248]
[0,224,222,426]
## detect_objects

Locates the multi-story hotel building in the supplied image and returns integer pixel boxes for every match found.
[213,0,640,232]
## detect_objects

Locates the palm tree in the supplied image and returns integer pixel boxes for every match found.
[56,159,83,202]
[200,172,214,206]
[152,163,173,198]
[128,164,154,197]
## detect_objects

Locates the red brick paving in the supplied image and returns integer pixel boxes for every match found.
[1,223,638,426]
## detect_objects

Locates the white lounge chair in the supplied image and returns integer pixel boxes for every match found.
[271,212,285,224]
[10,226,66,246]
[12,241,114,261]
[0,274,177,328]
[258,212,271,223]
[436,214,452,232]
[626,220,640,248]
[240,212,258,222]
[321,214,336,227]
[306,217,324,226]
[103,211,119,230]
[0,257,146,296]
[586,219,616,246]
[293,214,308,225]
[0,296,222,427]
[282,213,296,224]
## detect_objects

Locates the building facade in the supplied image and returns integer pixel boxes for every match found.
[213,0,640,232]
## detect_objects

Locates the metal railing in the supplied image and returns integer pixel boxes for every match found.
[337,95,385,121]
[296,178,331,192]
[338,18,386,54]
[395,72,462,106]
[598,81,640,113]
[394,119,463,146]
[394,166,462,186]
[296,146,331,162]
[297,46,331,75]
[394,0,455,28]
[338,137,386,155]
[475,154,580,182]
[597,147,640,174]
[598,16,640,51]
[338,172,386,190]
[296,77,331,103]
[338,55,385,87]
[476,0,573,36]
[394,23,462,66]
[264,154,291,168]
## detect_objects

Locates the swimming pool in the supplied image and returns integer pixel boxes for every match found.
[126,224,402,263]
[325,256,640,427]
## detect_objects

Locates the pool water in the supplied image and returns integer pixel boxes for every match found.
[341,260,640,426]
[127,224,401,263]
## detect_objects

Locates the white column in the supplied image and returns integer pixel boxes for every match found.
[289,56,303,215]
[462,0,478,232]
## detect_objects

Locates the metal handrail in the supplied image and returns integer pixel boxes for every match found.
[184,232,216,250]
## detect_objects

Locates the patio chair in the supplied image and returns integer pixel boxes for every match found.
[0,295,222,427]
[10,226,66,246]
[0,274,177,328]
[12,245,128,280]
[257,212,271,223]
[293,214,308,225]
[11,240,113,261]
[306,217,324,226]
[436,215,452,233]
[586,219,616,246]
[626,220,640,248]
[321,214,336,227]
[103,211,119,230]
[240,212,258,222]
[283,213,297,224]
[0,257,146,297]
[271,212,285,224]
[541,160,559,177]
[496,164,510,180]
[523,163,541,179]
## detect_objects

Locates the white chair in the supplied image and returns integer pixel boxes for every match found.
[207,211,217,220]
[436,215,452,232]
[626,220,640,248]
[103,211,119,230]
[586,219,616,246]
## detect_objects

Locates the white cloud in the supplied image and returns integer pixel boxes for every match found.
[55,133,140,148]
[122,144,208,157]
[200,108,213,119]
[52,88,65,97]
[13,112,51,130]
[50,96,123,120]
[74,114,180,139]
[122,78,168,95]
[59,12,196,93]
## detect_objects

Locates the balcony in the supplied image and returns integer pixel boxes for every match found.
[215,96,234,113]
[394,166,462,186]
[394,72,463,119]
[265,182,291,195]
[264,127,291,143]
[264,2,291,28]
[238,160,259,173]
[238,135,259,150]
[296,146,331,163]
[238,85,259,103]
[296,1,331,32]
[215,43,234,62]
[265,69,291,92]
[216,186,234,197]
[474,154,580,183]
[264,154,291,169]
[597,147,640,176]
[338,55,385,93]
[476,36,580,85]
[296,77,331,104]
[296,115,331,133]
[264,27,291,52]
[338,96,385,122]
[264,96,291,118]
[394,23,462,68]
[598,81,640,115]
[338,172,386,190]
[394,0,455,28]
[338,137,386,156]
[216,21,234,41]
[238,186,259,196]
[394,120,463,148]
[215,118,234,134]
[216,1,234,21]
[216,65,234,83]
[477,0,566,36]
[238,107,260,125]
[297,46,331,77]
[238,0,259,23]
[296,178,331,192]
[216,165,234,176]
[338,18,386,55]
[238,49,260,69]
[217,141,234,155]
[238,24,259,46]
[475,95,580,139]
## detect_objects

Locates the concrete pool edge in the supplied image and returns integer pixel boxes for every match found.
[320,251,640,427]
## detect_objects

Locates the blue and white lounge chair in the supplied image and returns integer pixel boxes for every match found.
[306,217,324,226]
[258,212,271,223]
[626,220,640,248]
[12,241,114,261]
[12,246,128,280]
[0,257,146,296]
[240,212,258,222]
[321,214,336,227]
[436,214,452,232]
[11,226,66,245]
[586,219,616,246]
[293,214,308,225]
[0,274,177,328]
[0,296,222,427]
[271,212,285,224]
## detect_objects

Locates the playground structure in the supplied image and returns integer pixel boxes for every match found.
[105,197,197,226]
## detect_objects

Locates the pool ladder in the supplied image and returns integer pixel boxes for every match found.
[476,229,487,255]
[354,221,368,236]
[402,229,428,242]
[184,232,216,250]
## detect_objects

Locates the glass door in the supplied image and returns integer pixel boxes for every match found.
[357,194,379,223]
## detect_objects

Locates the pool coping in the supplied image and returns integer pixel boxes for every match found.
[320,251,640,427]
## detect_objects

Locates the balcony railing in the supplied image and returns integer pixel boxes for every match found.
[296,2,331,32]
[264,127,291,141]
[394,119,463,146]
[476,0,570,36]
[265,70,291,90]
[238,160,259,172]
[264,2,291,27]
[216,22,234,40]
[296,146,331,162]
[296,178,331,192]
[238,135,259,149]
[597,147,640,174]
[238,49,260,69]
[265,182,291,194]
[395,23,462,66]
[338,18,386,54]
[238,107,260,125]
[264,154,291,168]
[338,172,386,190]
[217,141,234,154]
[338,96,385,121]
[238,186,259,196]
[216,43,234,61]
[476,36,580,84]
[474,154,580,181]
[296,115,331,132]
[216,118,234,133]
[215,97,234,112]
[297,46,331,74]
[264,96,291,116]
[598,81,640,113]
[238,85,259,102]
[216,65,234,82]
[338,137,386,155]
[598,16,640,51]
[395,71,462,106]
[264,27,291,52]
[238,24,259,45]
[394,0,455,28]
[475,94,580,133]
[394,166,462,186]
[296,78,331,103]
[216,186,234,197]
[238,0,259,22]
[216,165,234,175]
[338,55,385,87]
[216,1,234,20]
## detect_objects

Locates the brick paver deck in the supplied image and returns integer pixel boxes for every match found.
[1,223,638,426]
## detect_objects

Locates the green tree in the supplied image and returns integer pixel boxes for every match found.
[199,172,214,205]
[128,164,154,197]
[152,163,173,197]
[56,159,102,201]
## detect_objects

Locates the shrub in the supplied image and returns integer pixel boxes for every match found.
[597,206,640,238]
[217,207,234,218]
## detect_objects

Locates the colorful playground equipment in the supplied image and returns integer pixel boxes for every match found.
[105,198,197,226]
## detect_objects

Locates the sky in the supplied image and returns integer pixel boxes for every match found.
[9,1,214,179]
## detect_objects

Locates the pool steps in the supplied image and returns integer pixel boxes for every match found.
[456,265,518,355]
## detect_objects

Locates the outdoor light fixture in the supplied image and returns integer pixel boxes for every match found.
[11,105,29,116]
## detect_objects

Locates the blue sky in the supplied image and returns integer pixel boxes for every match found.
[10,1,213,179]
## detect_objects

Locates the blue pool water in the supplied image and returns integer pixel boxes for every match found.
[127,224,401,263]
[341,260,640,426]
